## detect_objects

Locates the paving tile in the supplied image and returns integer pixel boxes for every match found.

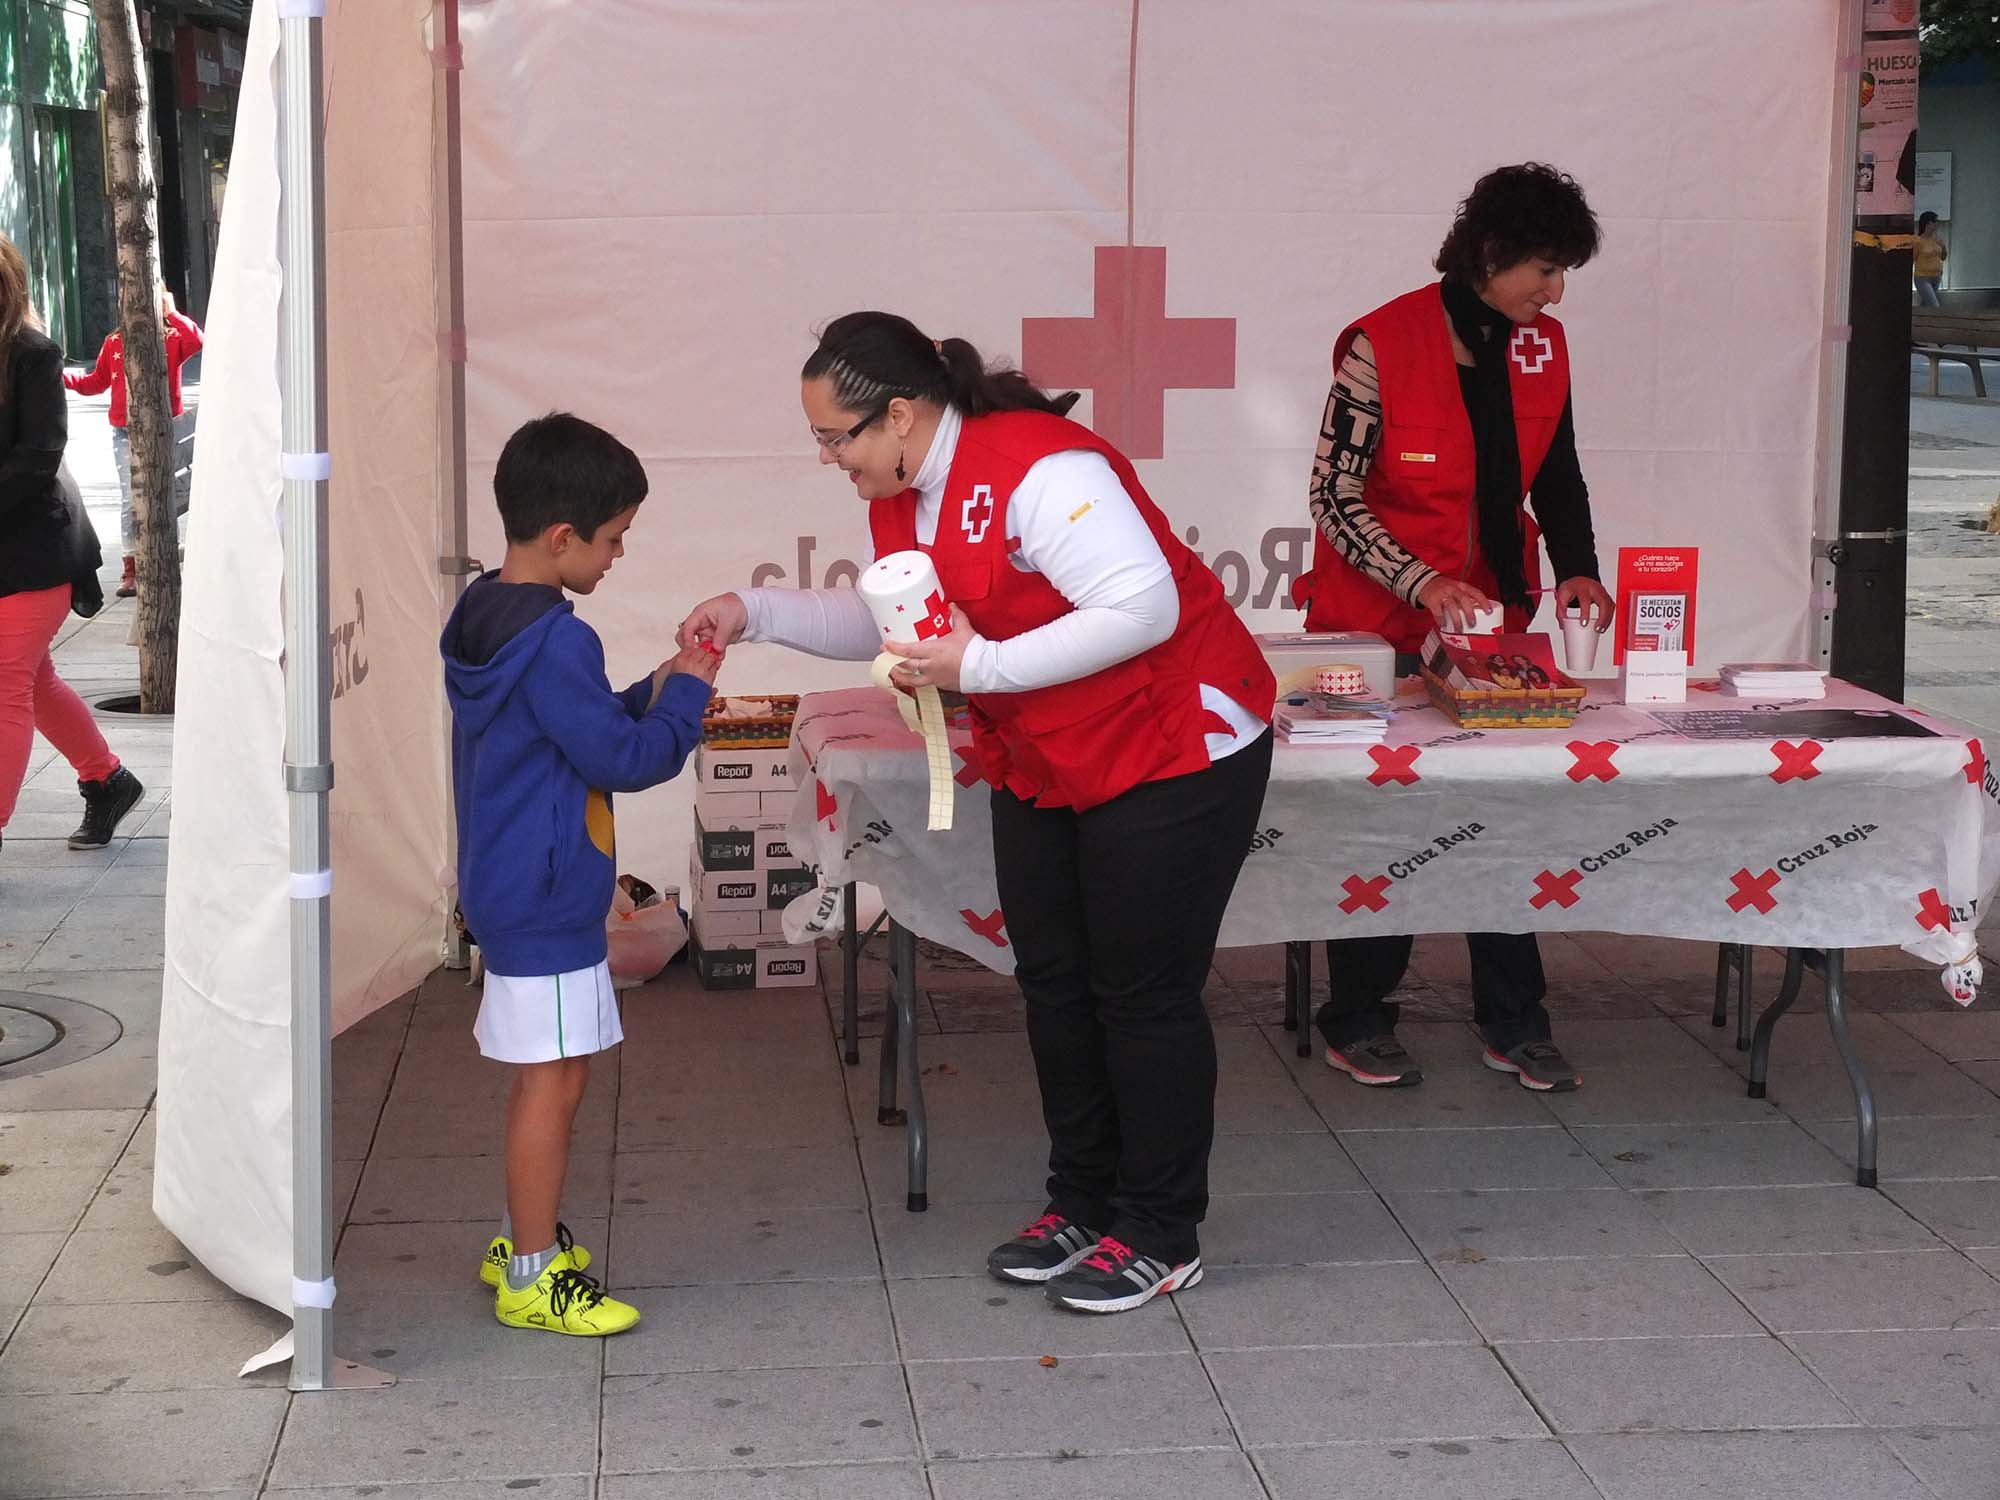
[859,1133,1049,1209]
[1206,1344,1546,1446]
[1890,1009,2000,1062]
[1297,1059,1564,1131]
[936,1450,1264,1500]
[351,1151,612,1224]
[619,1034,845,1096]
[323,1290,603,1382]
[611,1206,879,1286]
[36,1225,236,1303]
[616,1145,865,1212]
[1641,1185,1941,1255]
[1255,1438,1599,1500]
[1540,1063,1781,1126]
[1676,1011,1936,1071]
[1213,1072,1329,1135]
[911,1352,1230,1459]
[1208,1130,1365,1193]
[601,1364,916,1471]
[1177,1261,1477,1350]
[1388,1186,1684,1262]
[0,1108,140,1168]
[1338,1127,1614,1192]
[1886,1179,2000,1248]
[602,1468,929,1500]
[889,1275,1194,1360]
[1572,1122,1851,1189]
[873,1198,1045,1279]
[1201,1191,1418,1267]
[1762,1057,2000,1121]
[0,1229,64,1288]
[0,1387,289,1498]
[270,1376,600,1487]
[616,1083,854,1150]
[76,1150,155,1229]
[1790,1329,2000,1425]
[1882,1426,2000,1500]
[1803,1116,2000,1181]
[273,1484,593,1500]
[1570,1430,1933,1500]
[1498,1335,1855,1434]
[335,1217,608,1298]
[0,1297,291,1392]
[603,1281,897,1375]
[1440,1253,1759,1341]
[1705,1248,2000,1332]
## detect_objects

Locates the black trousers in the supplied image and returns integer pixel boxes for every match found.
[990,733,1272,1262]
[1316,931,1551,1054]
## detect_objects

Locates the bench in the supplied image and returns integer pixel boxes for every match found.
[1912,310,2000,398]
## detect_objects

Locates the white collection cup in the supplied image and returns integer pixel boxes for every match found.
[1466,603,1505,635]
[1560,605,1601,673]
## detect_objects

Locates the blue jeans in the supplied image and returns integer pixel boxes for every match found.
[1916,277,1941,308]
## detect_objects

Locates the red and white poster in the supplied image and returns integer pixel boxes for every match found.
[1616,547,1699,665]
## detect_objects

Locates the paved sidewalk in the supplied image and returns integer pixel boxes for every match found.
[1,381,1998,1497]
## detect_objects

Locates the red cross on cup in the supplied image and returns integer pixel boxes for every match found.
[914,591,952,641]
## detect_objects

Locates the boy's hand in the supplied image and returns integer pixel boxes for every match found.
[676,593,749,653]
[665,641,722,687]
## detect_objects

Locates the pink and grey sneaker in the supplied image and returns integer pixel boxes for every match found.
[1326,1032,1424,1087]
[1482,1038,1582,1092]
[985,1210,1103,1284]
[1044,1234,1201,1314]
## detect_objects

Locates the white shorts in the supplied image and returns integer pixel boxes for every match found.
[474,960,623,1064]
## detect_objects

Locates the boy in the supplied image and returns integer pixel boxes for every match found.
[441,412,718,1336]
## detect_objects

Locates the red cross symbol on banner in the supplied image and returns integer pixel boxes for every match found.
[952,745,983,788]
[1565,741,1620,783]
[1967,738,1986,787]
[1510,325,1553,374]
[960,908,1009,947]
[913,590,952,641]
[1020,245,1236,460]
[1339,874,1392,914]
[1367,745,1423,787]
[1531,869,1584,910]
[1727,867,1781,915]
[1916,887,1953,933]
[815,779,838,828]
[1770,740,1824,783]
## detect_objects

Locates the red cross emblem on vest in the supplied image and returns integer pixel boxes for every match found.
[914,591,952,641]
[961,484,994,545]
[1510,326,1553,375]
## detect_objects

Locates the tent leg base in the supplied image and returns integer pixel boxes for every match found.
[293,1358,397,1393]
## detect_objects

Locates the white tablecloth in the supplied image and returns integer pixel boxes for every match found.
[787,682,1999,979]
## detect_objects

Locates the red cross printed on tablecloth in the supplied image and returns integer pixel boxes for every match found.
[1367,745,1423,788]
[1967,738,1986,787]
[960,908,1009,947]
[1916,887,1953,933]
[1339,874,1392,914]
[952,745,983,788]
[913,591,952,641]
[1727,867,1781,915]
[1531,868,1584,910]
[815,779,838,828]
[1565,741,1620,783]
[1769,740,1824,784]
[1019,245,1235,460]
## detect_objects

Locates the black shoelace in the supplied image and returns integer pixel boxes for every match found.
[546,1267,608,1319]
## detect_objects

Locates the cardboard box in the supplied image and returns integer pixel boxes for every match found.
[690,904,763,941]
[1255,631,1398,701]
[689,932,818,989]
[693,813,798,872]
[694,742,798,792]
[688,849,817,912]
[694,789,765,824]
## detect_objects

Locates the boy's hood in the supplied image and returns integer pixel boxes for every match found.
[440,574,572,734]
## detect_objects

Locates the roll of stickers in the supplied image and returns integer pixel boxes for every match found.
[1315,664,1367,697]
[858,550,956,831]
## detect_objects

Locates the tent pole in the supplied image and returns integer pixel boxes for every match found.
[436,0,474,970]
[1810,0,1864,668]
[277,0,335,1393]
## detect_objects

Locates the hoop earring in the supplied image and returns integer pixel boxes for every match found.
[895,445,906,483]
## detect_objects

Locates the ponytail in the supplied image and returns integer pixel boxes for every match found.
[804,311,1078,421]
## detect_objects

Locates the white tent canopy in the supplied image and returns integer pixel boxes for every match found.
[155,0,1857,1379]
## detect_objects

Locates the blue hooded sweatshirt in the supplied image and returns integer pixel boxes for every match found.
[441,573,709,978]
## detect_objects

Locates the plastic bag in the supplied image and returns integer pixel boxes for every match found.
[606,877,687,986]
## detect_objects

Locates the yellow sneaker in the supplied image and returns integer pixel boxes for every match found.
[479,1221,592,1288]
[493,1249,639,1337]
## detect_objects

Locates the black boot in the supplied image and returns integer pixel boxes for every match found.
[69,767,144,849]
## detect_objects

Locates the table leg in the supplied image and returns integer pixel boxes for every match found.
[1289,941,1314,1058]
[877,923,904,1128]
[1735,944,1754,1054]
[1711,944,1732,1029]
[889,920,929,1212]
[1283,944,1300,1032]
[841,884,861,1066]
[1747,947,1807,1099]
[1820,950,1878,1188]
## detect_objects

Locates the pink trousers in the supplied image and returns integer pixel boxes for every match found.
[0,584,120,828]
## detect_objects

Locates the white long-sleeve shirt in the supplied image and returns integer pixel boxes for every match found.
[737,405,1264,759]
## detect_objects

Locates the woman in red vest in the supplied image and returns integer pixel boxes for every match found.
[1292,163,1613,1094]
[679,312,1275,1313]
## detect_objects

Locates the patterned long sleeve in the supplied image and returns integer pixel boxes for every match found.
[1306,333,1440,607]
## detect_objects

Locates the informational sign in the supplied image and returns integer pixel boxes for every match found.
[1616,547,1699,666]
[1916,152,1953,223]
[1856,33,1919,221]
[1864,0,1919,29]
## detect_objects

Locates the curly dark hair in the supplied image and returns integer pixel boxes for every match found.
[1434,163,1601,285]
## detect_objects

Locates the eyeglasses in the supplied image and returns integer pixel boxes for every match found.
[809,406,885,456]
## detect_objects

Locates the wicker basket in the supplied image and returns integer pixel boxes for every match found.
[701,694,801,748]
[1422,669,1584,729]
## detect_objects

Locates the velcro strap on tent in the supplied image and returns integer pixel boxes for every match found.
[439,328,467,362]
[289,870,332,900]
[281,451,331,482]
[432,42,463,70]
[292,1276,336,1308]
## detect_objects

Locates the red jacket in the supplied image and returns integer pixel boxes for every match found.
[63,310,204,427]
[1292,284,1567,652]
[870,410,1274,812]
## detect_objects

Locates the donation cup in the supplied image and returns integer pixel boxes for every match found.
[858,550,949,643]
[1466,603,1505,636]
[1560,605,1601,673]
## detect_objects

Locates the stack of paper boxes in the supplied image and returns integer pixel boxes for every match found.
[688,738,818,989]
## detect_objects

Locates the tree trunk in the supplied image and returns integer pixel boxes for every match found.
[89,0,179,713]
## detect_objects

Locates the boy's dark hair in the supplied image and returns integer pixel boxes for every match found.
[494,412,648,543]
[803,310,1081,422]
[1435,162,1601,285]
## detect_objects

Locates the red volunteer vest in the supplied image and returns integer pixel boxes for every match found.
[1292,284,1570,653]
[869,410,1275,812]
